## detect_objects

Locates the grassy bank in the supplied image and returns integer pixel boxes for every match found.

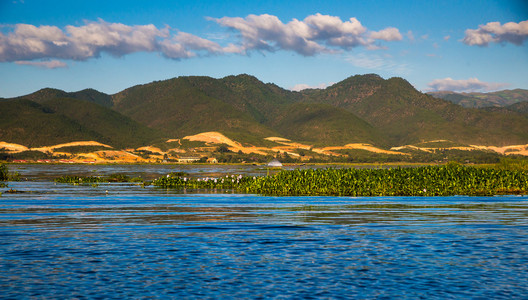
[152,164,528,196]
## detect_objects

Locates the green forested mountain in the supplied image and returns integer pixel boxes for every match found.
[42,97,160,147]
[0,99,105,147]
[301,76,528,146]
[429,89,528,108]
[112,76,282,145]
[270,103,386,146]
[2,74,528,148]
[0,97,159,147]
[18,88,113,107]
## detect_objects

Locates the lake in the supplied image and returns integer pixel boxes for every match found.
[1,164,528,299]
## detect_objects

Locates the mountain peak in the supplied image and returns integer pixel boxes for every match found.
[222,74,263,85]
[17,88,68,103]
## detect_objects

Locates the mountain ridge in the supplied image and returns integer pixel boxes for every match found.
[429,89,528,108]
[2,74,528,152]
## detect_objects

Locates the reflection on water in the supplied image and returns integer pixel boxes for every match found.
[1,165,528,298]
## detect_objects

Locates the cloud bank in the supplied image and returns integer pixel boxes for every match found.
[463,20,528,46]
[0,19,228,64]
[427,77,508,92]
[0,14,402,67]
[210,13,402,55]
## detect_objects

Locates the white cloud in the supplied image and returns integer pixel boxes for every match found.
[174,32,223,53]
[209,14,326,55]
[290,82,333,91]
[426,77,509,92]
[210,13,402,55]
[0,19,223,63]
[159,31,227,59]
[0,20,172,62]
[65,21,166,58]
[346,53,409,74]
[158,40,195,59]
[15,59,67,68]
[463,20,528,46]
[370,27,402,41]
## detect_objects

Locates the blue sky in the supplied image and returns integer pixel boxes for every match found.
[1,0,527,97]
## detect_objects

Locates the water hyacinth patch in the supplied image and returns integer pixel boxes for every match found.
[244,166,528,196]
[153,164,528,196]
[55,174,143,184]
[152,173,252,189]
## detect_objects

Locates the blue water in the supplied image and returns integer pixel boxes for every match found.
[1,165,528,299]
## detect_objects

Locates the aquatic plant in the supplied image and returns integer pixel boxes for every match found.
[0,164,19,185]
[55,175,104,184]
[0,164,7,181]
[245,165,528,196]
[55,173,143,184]
[152,164,528,196]
[152,173,252,190]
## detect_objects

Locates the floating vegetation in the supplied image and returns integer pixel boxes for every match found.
[152,173,252,190]
[55,173,143,184]
[0,164,20,187]
[153,164,528,196]
[0,164,8,181]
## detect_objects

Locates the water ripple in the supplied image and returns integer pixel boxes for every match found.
[1,178,528,298]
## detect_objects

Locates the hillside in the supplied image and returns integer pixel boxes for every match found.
[271,103,386,146]
[429,89,528,108]
[506,101,528,115]
[302,77,528,146]
[112,76,282,145]
[42,97,161,148]
[0,97,160,148]
[111,74,390,146]
[0,99,105,147]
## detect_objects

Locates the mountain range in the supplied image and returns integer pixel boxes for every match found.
[2,74,528,151]
[428,89,528,109]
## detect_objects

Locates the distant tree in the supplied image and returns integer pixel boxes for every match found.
[216,145,231,153]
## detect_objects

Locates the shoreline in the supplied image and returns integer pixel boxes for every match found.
[2,161,453,167]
